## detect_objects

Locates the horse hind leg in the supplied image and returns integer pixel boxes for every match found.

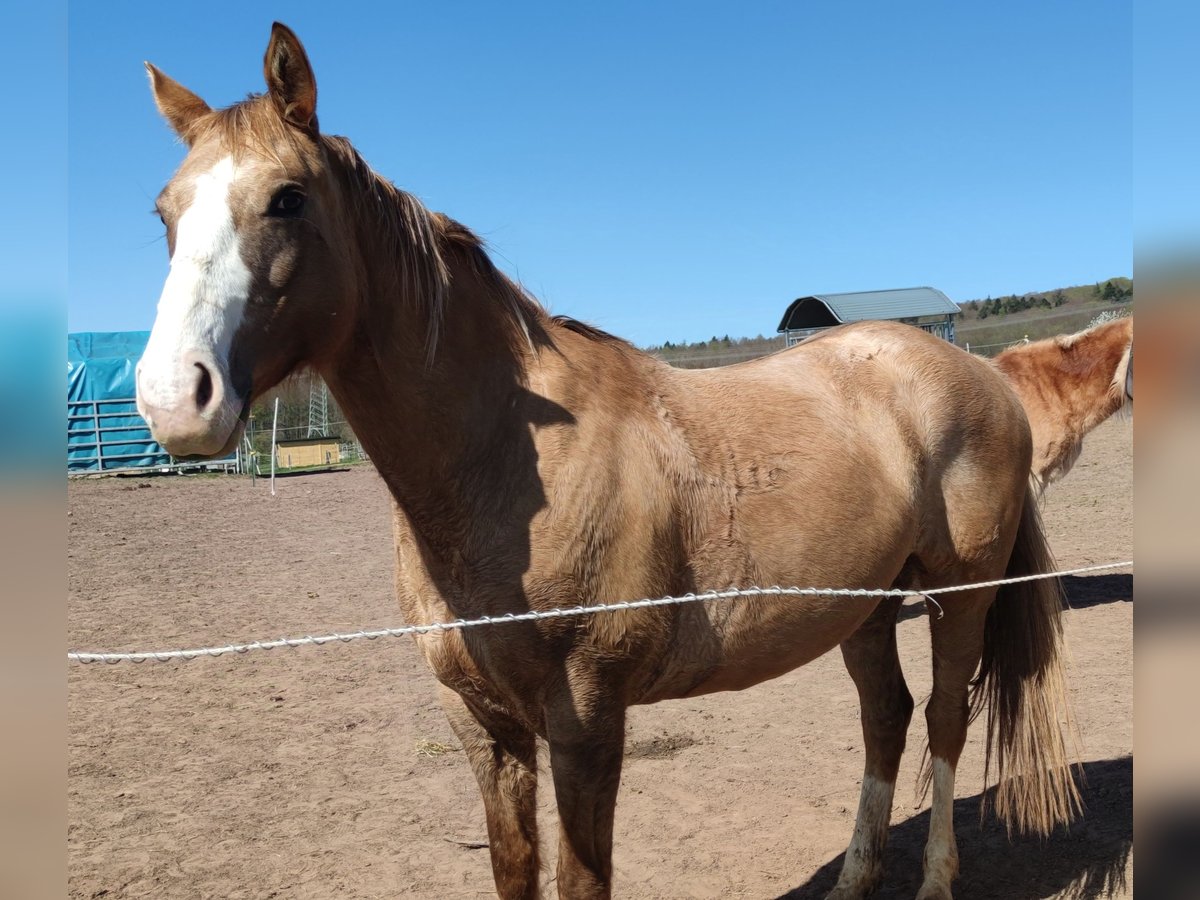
[439,686,541,900]
[827,595,914,900]
[916,588,993,900]
[918,486,1079,899]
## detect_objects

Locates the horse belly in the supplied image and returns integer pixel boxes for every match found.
[682,589,885,697]
[643,513,902,705]
[644,483,913,701]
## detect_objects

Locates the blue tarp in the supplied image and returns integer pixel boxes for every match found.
[67,331,186,472]
[68,331,168,472]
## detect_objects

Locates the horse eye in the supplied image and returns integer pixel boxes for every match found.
[268,189,306,217]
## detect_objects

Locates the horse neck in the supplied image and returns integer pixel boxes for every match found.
[318,208,539,551]
[1013,326,1128,436]
[1064,325,1130,433]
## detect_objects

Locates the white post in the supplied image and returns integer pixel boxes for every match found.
[270,396,279,497]
[965,342,970,354]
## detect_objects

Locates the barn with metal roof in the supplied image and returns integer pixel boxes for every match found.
[777,287,960,347]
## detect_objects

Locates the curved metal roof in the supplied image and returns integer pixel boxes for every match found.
[777,286,959,332]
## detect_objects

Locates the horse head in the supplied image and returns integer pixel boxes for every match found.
[136,24,357,457]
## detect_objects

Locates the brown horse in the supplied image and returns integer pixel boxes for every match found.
[993,316,1133,492]
[136,24,1077,899]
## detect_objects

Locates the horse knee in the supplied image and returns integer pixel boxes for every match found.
[860,684,913,780]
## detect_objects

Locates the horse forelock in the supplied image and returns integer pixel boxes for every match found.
[186,95,316,169]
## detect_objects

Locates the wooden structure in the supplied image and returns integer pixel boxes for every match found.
[275,436,341,469]
[778,286,960,347]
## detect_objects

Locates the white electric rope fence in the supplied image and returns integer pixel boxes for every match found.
[67,560,1132,665]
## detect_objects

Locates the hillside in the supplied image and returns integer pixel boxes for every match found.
[647,278,1133,367]
[954,278,1131,355]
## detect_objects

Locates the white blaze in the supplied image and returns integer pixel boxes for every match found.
[138,156,250,422]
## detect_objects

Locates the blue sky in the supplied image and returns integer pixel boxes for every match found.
[67,1,1132,346]
[1134,0,1199,254]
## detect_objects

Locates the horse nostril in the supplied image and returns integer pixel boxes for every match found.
[194,361,214,411]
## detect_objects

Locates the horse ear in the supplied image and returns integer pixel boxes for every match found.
[263,22,318,133]
[144,63,211,144]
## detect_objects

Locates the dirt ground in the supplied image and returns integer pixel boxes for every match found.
[68,417,1132,900]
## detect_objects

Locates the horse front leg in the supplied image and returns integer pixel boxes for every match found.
[544,683,626,899]
[439,685,542,900]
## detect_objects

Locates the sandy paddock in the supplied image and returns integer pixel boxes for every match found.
[68,418,1132,899]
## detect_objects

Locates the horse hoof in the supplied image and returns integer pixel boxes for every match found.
[914,884,953,900]
[825,883,873,900]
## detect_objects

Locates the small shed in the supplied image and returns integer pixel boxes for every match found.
[777,287,960,347]
[275,436,341,469]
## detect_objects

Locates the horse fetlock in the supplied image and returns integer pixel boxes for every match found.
[919,844,959,900]
[914,882,954,900]
[826,862,883,900]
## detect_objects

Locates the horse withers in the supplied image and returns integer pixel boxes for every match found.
[136,24,1078,899]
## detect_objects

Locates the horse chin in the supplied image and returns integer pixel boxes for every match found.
[214,419,248,459]
[170,404,249,463]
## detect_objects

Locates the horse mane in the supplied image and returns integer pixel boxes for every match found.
[424,215,635,353]
[325,148,636,358]
[548,315,635,347]
[431,214,550,355]
[319,133,458,359]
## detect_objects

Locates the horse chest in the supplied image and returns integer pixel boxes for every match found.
[415,628,551,728]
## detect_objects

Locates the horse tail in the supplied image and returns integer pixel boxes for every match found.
[972,483,1081,835]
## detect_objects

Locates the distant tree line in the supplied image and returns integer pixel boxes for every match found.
[963,290,1067,320]
[658,334,735,351]
[1092,279,1134,303]
[960,279,1132,321]
[647,333,785,362]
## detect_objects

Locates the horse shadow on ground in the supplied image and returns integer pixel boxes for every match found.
[897,574,1131,624]
[777,756,1131,900]
[1061,574,1132,610]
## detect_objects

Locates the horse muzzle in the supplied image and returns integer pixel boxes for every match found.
[136,350,244,458]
